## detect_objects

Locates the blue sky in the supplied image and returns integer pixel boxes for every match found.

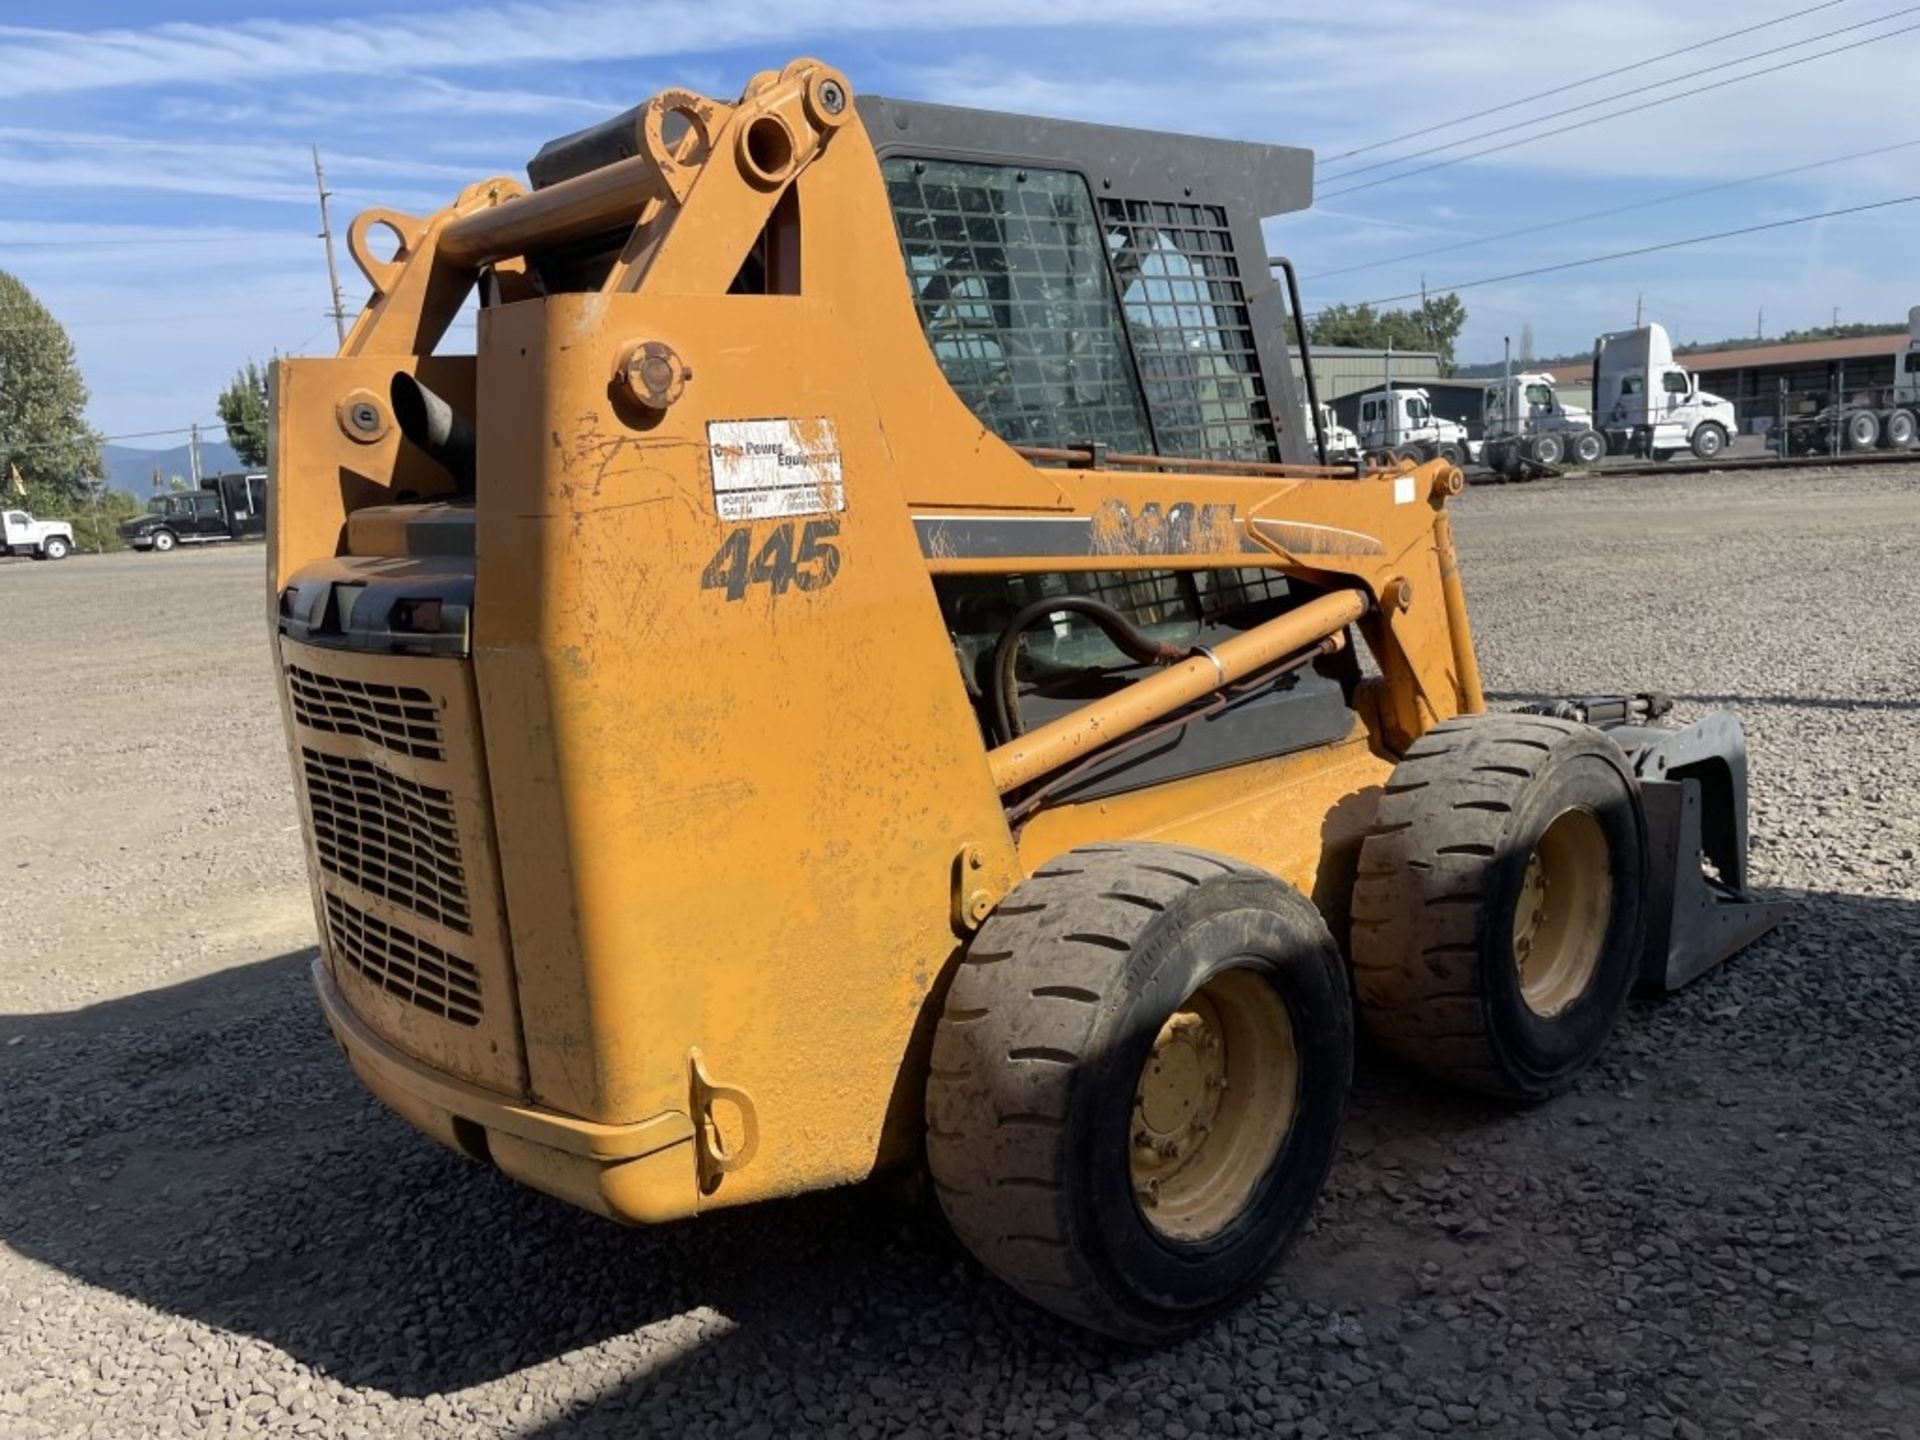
[2,1,1915,443]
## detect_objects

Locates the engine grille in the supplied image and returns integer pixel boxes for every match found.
[302,748,472,933]
[324,892,483,1026]
[287,663,445,761]
[281,633,524,1093]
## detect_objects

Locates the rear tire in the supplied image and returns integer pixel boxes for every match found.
[1527,433,1564,466]
[1571,430,1605,466]
[927,844,1352,1344]
[1843,410,1879,452]
[1350,714,1647,1100]
[1885,410,1916,449]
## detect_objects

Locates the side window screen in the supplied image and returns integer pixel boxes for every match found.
[1101,199,1280,463]
[882,158,1152,453]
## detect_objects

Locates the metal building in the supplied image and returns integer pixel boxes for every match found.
[1296,345,1442,403]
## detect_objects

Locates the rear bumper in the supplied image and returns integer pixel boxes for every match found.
[312,957,701,1223]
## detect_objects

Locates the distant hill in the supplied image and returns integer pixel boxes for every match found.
[101,439,243,497]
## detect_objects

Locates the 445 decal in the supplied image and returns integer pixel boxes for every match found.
[700,518,842,602]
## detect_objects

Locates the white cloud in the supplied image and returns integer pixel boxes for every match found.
[0,2,1277,97]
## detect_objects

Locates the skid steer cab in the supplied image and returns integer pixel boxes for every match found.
[269,59,1782,1344]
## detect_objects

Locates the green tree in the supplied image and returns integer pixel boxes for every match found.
[0,271,102,505]
[215,360,269,467]
[1308,292,1469,373]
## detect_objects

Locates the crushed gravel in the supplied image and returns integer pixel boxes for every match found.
[2,465,1916,1439]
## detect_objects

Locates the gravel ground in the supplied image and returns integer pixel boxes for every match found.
[2,467,1917,1439]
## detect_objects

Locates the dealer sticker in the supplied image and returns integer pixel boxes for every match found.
[707,417,845,521]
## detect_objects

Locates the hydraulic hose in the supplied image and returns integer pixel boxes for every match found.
[987,596,1188,745]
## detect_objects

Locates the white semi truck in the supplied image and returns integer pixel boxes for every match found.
[1346,386,1475,466]
[1592,322,1738,462]
[1480,372,1606,474]
[1310,402,1361,463]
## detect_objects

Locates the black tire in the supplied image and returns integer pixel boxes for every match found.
[1884,410,1916,449]
[927,844,1352,1344]
[1527,433,1564,466]
[1571,430,1605,466]
[1436,441,1466,468]
[1350,714,1647,1101]
[1691,422,1729,460]
[41,536,70,560]
[151,529,178,553]
[1843,410,1879,452]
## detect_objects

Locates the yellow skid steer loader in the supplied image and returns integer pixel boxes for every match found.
[269,60,1781,1342]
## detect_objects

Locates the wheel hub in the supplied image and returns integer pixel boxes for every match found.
[1129,970,1298,1242]
[1512,807,1612,1017]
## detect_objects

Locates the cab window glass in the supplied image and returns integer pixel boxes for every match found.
[1662,371,1691,395]
[881,158,1152,454]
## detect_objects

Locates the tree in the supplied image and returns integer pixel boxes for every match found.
[215,361,269,467]
[1307,292,1468,373]
[0,271,102,507]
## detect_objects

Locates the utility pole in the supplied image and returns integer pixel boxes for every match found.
[1831,305,1841,330]
[313,145,348,347]
[1635,293,1644,329]
[188,422,203,485]
[1757,306,1764,341]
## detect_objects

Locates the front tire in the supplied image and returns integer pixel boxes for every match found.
[1691,422,1729,460]
[927,844,1352,1344]
[150,529,178,553]
[1351,714,1647,1100]
[41,536,70,560]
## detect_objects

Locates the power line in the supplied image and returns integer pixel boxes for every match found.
[1319,17,1920,200]
[1320,4,1917,184]
[1306,135,1920,282]
[1304,193,1920,315]
[1321,0,1849,164]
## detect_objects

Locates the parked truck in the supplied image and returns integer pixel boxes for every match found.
[1773,306,1920,456]
[1481,372,1606,475]
[1309,402,1361,463]
[0,509,75,560]
[1592,323,1737,461]
[1334,386,1475,466]
[119,472,267,553]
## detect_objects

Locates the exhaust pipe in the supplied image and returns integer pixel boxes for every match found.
[389,373,477,492]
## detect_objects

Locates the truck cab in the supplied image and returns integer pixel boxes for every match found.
[1593,323,1736,461]
[120,473,268,552]
[0,509,74,560]
[1481,372,1604,473]
[1313,403,1361,462]
[1352,387,1472,466]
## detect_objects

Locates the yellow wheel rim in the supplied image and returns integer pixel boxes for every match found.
[1512,807,1612,1017]
[1129,969,1296,1242]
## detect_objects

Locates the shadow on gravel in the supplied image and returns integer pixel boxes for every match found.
[5,887,1916,1431]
